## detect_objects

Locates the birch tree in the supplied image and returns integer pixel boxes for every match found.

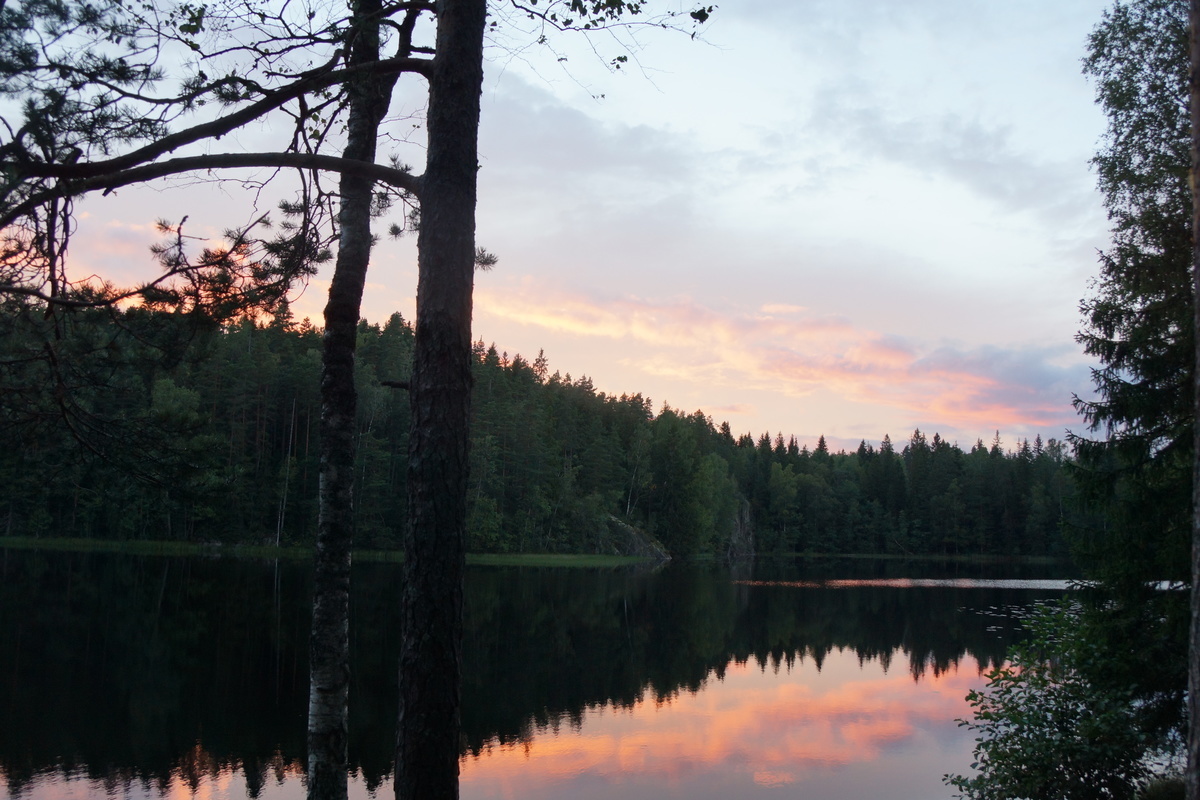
[1189,0,1200,794]
[0,2,711,799]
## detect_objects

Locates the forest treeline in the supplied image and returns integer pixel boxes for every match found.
[0,304,1071,557]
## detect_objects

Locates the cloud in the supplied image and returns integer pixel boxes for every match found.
[65,217,188,287]
[706,403,757,418]
[803,95,1096,227]
[475,281,1088,435]
[759,303,807,316]
[480,76,695,197]
[707,0,1108,242]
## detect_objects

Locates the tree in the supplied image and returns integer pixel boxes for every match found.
[394,4,485,795]
[946,605,1155,800]
[1073,0,1191,589]
[0,3,711,799]
[946,5,1196,792]
[0,4,420,795]
[1190,0,1200,794]
[1071,0,1194,761]
[1054,0,1196,794]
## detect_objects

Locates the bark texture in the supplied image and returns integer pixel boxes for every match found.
[309,3,398,799]
[1190,3,1200,799]
[396,1,487,798]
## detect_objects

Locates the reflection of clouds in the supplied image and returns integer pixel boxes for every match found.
[752,770,795,787]
[14,747,309,800]
[476,283,1085,433]
[459,651,979,791]
[737,578,1073,590]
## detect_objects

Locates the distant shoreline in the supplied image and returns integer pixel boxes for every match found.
[0,535,1073,569]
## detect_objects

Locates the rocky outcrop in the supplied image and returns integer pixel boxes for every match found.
[606,516,670,562]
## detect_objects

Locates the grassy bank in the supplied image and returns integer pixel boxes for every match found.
[0,536,1069,569]
[0,536,649,568]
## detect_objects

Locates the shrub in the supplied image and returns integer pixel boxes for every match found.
[945,603,1154,800]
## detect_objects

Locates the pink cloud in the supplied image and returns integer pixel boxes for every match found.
[475,283,1084,435]
[705,403,757,417]
[759,303,808,316]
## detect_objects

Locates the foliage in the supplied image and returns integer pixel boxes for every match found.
[946,604,1165,800]
[948,4,1197,798]
[0,306,1073,558]
[0,4,330,320]
[1070,0,1191,588]
[1062,0,1193,785]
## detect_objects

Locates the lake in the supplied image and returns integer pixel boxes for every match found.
[0,550,1073,800]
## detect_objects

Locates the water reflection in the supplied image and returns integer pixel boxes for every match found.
[737,578,1073,589]
[460,652,979,800]
[0,551,1072,800]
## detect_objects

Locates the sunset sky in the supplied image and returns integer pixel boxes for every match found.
[73,0,1116,452]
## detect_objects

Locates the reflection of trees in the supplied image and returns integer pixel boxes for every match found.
[0,552,1066,792]
[728,581,1015,679]
[0,551,310,796]
[461,560,1050,755]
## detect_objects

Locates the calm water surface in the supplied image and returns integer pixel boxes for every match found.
[0,551,1073,799]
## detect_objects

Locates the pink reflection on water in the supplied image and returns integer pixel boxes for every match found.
[2,753,312,800]
[4,650,986,800]
[458,649,983,800]
[734,578,1072,589]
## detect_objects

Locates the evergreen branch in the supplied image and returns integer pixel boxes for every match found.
[1,153,421,230]
[4,52,433,183]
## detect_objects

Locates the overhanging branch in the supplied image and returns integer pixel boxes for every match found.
[8,54,434,182]
[1,153,422,230]
[53,152,420,195]
[0,283,129,308]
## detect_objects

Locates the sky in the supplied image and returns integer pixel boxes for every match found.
[72,0,1117,453]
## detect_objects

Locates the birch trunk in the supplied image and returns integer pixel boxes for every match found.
[309,2,397,798]
[1188,2,1200,798]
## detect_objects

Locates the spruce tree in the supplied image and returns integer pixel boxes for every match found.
[1073,0,1192,586]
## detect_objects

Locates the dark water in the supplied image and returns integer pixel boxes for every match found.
[0,550,1073,799]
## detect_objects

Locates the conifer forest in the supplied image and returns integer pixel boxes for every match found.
[0,303,1072,559]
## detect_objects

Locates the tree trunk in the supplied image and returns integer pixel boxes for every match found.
[396,1,487,798]
[309,3,397,799]
[1189,3,1200,799]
